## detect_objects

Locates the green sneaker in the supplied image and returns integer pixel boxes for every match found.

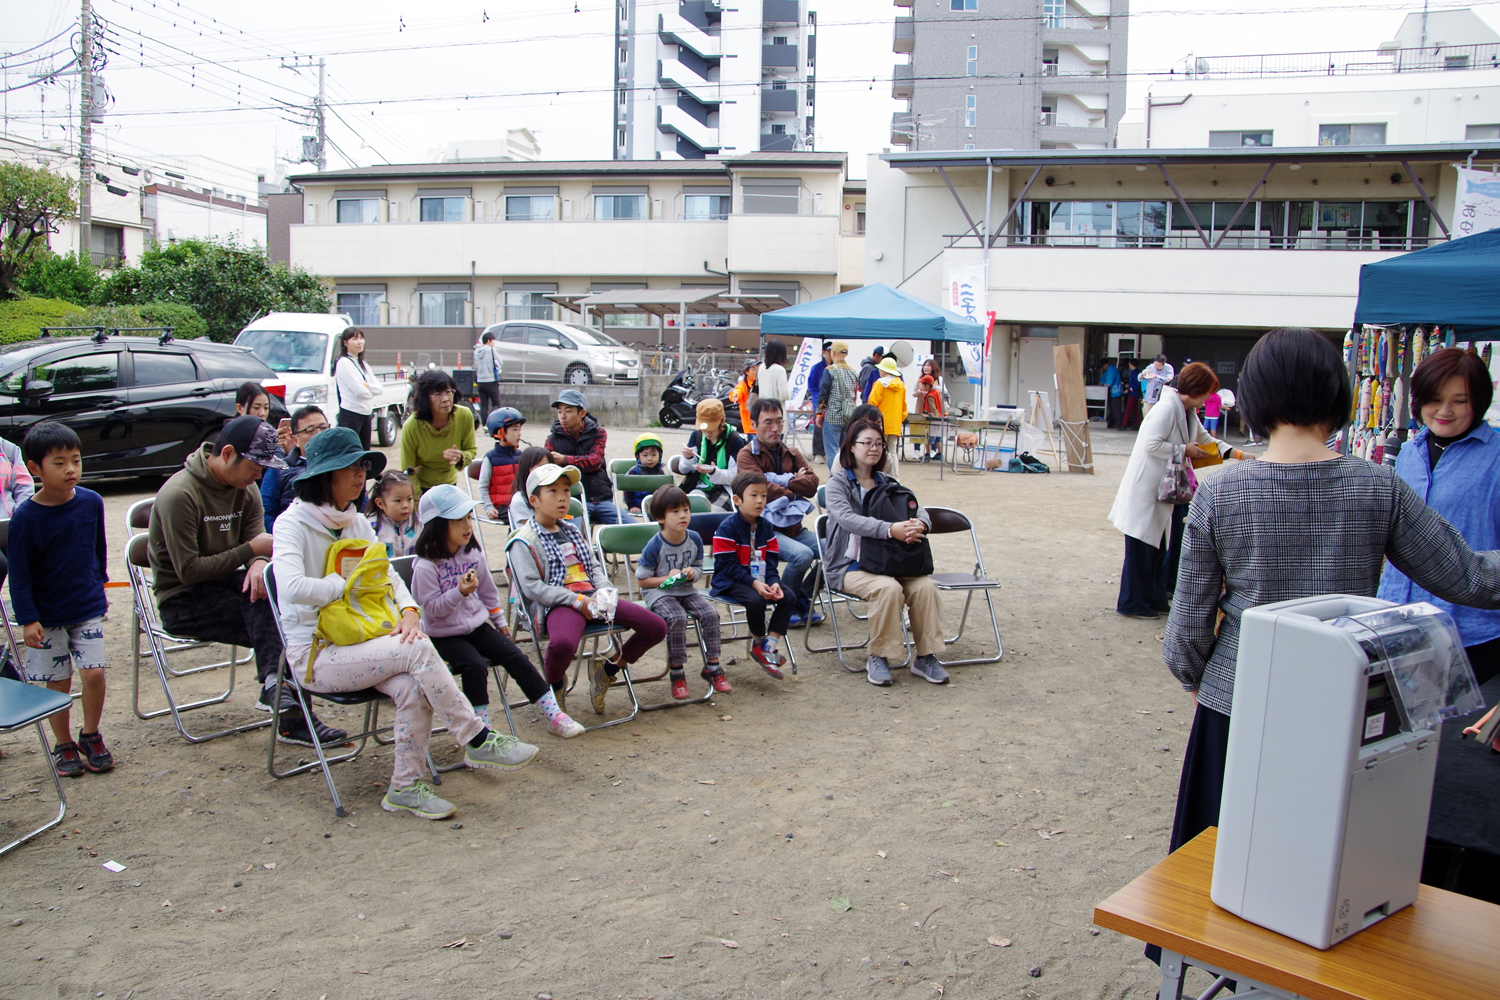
[588,656,613,715]
[381,781,456,820]
[464,731,539,770]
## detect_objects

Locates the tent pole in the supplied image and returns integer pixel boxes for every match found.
[940,340,948,481]
[679,302,687,375]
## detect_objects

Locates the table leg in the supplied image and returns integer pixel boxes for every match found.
[1159,949,1186,1000]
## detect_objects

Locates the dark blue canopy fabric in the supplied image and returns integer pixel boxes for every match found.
[1354,228,1500,331]
[760,283,984,343]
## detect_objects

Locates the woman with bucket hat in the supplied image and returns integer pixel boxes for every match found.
[865,356,909,475]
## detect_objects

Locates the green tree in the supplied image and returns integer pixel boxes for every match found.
[100,236,331,342]
[0,162,79,300]
[14,248,102,305]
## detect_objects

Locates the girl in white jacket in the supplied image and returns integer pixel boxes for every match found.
[333,328,383,449]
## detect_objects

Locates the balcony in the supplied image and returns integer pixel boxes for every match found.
[659,103,722,152]
[762,43,800,68]
[1188,41,1500,79]
[760,87,799,113]
[893,18,914,54]
[894,0,912,6]
[1039,111,1103,128]
[760,132,797,151]
[659,59,721,106]
[892,63,913,99]
[763,0,800,25]
[1042,14,1109,30]
[659,10,722,59]
[890,112,914,146]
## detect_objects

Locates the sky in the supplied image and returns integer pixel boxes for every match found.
[2,0,1497,181]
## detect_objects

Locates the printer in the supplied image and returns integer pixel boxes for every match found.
[1211,596,1484,950]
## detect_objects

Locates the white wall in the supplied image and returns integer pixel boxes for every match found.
[151,192,268,246]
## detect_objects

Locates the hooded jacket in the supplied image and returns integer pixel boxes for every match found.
[546,412,612,503]
[148,442,266,603]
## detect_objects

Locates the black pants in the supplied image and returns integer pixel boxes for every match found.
[1117,533,1170,616]
[1161,502,1189,596]
[338,409,373,449]
[1106,395,1124,429]
[477,382,502,423]
[430,623,549,707]
[712,581,794,637]
[159,571,283,684]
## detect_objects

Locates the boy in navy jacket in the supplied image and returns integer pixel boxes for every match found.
[711,470,793,678]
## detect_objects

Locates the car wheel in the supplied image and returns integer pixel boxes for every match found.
[565,364,591,386]
[375,408,397,447]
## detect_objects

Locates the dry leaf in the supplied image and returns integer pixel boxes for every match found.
[568,878,580,882]
[1050,829,1065,836]
[993,840,1009,847]
[697,779,717,785]
[930,985,945,996]
[262,863,276,870]
[1135,710,1151,715]
[720,938,740,949]
[1037,831,1052,840]
[717,715,732,721]
[354,970,369,975]
[442,938,467,949]
[658,953,675,959]
[876,851,888,859]
[731,910,739,915]
[160,901,171,908]
[987,936,1013,947]
[243,865,253,873]
[780,932,789,938]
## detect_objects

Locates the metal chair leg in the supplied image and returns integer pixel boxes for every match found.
[0,718,69,857]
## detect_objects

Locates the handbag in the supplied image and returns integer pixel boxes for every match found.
[1156,445,1198,504]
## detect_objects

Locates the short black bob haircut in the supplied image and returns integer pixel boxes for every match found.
[1238,327,1353,437]
[646,484,691,522]
[839,417,890,475]
[749,396,784,423]
[22,421,81,466]
[731,469,768,500]
[293,470,336,507]
[413,514,480,560]
[410,369,460,423]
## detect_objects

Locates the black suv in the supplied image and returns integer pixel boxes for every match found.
[0,334,289,479]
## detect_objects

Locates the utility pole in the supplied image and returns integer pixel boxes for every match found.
[78,0,92,260]
[282,55,327,171]
[315,58,326,171]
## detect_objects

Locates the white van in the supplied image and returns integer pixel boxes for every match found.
[233,313,405,446]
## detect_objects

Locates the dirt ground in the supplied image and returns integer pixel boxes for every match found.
[0,423,1245,1000]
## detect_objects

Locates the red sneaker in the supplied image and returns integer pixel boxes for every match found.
[670,676,690,700]
[750,641,785,680]
[702,669,733,694]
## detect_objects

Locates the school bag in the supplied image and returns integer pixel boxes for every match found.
[303,538,401,682]
[857,481,934,578]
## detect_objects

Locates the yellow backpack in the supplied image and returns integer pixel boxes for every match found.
[304,538,400,682]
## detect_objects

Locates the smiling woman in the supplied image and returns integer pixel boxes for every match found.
[398,369,476,500]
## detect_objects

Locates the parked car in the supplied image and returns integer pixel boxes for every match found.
[0,333,289,480]
[481,320,641,386]
[233,312,405,446]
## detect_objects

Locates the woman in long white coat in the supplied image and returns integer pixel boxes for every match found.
[1108,362,1252,619]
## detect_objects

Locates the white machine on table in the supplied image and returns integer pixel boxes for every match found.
[1212,596,1484,950]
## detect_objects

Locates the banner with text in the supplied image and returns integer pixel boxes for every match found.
[945,262,988,326]
[1454,166,1500,239]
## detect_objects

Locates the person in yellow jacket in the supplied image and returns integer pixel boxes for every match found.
[865,356,908,475]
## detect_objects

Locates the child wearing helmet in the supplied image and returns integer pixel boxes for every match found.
[478,407,526,523]
[624,433,666,515]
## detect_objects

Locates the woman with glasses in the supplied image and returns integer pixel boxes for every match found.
[823,418,949,688]
[260,405,332,530]
[399,370,476,501]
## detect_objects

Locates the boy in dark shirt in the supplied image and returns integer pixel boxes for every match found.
[9,423,111,776]
[710,470,793,679]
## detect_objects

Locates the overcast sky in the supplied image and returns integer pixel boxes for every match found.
[2,0,1496,180]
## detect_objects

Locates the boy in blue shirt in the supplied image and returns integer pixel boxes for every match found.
[9,422,111,776]
[637,484,725,698]
[710,470,793,678]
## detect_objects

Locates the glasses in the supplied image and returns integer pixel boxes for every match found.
[430,389,455,399]
[854,437,885,449]
[345,459,373,472]
[296,423,331,436]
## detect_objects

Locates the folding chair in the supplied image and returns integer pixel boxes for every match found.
[464,459,511,562]
[121,501,266,743]
[0,678,72,856]
[924,507,1004,666]
[803,514,882,673]
[596,522,716,711]
[503,540,639,732]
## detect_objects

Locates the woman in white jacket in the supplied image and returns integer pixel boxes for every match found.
[333,328,383,449]
[271,428,537,821]
[1107,362,1252,619]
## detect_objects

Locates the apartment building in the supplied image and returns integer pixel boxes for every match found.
[277,152,863,352]
[613,0,817,159]
[891,0,1128,152]
[863,141,1500,405]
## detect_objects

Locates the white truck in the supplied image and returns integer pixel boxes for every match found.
[233,312,405,446]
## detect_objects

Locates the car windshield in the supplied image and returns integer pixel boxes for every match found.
[565,324,625,348]
[234,330,328,373]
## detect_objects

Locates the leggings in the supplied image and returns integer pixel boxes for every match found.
[541,599,667,686]
[430,623,549,707]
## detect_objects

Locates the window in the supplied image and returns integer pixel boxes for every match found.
[89,224,123,267]
[336,198,381,224]
[966,45,978,76]
[499,324,526,344]
[951,0,977,9]
[1042,50,1058,75]
[505,291,553,321]
[1445,55,1470,70]
[1209,130,1273,147]
[1116,201,1168,247]
[770,123,787,135]
[684,194,731,220]
[772,35,788,44]
[594,194,646,219]
[742,178,801,214]
[131,352,197,387]
[527,326,571,348]
[505,195,555,221]
[336,291,385,326]
[1466,124,1500,141]
[31,352,119,394]
[418,291,469,326]
[855,203,866,234]
[771,79,787,90]
[1318,123,1386,146]
[965,95,977,128]
[1043,0,1063,26]
[419,197,466,222]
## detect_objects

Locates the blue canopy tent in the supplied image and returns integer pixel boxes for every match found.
[1353,228,1500,333]
[760,282,984,343]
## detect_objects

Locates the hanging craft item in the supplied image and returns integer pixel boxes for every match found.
[1393,377,1408,430]
[1483,343,1494,367]
[1411,326,1426,369]
[1430,327,1443,356]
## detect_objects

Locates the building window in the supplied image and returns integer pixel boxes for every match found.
[89,224,124,267]
[772,35,788,44]
[617,88,627,107]
[743,178,801,214]
[419,197,466,222]
[951,0,977,9]
[966,45,978,76]
[504,291,553,321]
[336,291,385,326]
[684,194,732,220]
[1466,124,1500,140]
[965,95,977,128]
[964,144,976,150]
[1043,0,1063,26]
[336,198,380,224]
[771,79,787,90]
[1445,55,1470,70]
[505,195,555,221]
[855,203,866,233]
[1318,123,1386,146]
[418,291,469,326]
[594,194,646,220]
[770,123,787,135]
[1209,130,1274,147]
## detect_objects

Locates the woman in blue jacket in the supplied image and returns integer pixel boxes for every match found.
[1378,347,1500,686]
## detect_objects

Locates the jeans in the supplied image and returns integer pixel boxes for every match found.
[159,571,283,685]
[773,525,819,605]
[587,501,638,526]
[822,421,846,464]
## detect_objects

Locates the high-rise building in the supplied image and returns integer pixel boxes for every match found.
[890,0,1128,151]
[613,0,817,159]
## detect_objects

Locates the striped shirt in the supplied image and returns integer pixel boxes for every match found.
[1164,455,1500,717]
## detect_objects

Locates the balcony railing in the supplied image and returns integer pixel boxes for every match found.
[1041,64,1107,77]
[763,44,800,68]
[944,232,1448,252]
[1043,15,1108,30]
[761,86,799,112]
[1189,41,1500,78]
[1039,111,1102,128]
[763,0,800,25]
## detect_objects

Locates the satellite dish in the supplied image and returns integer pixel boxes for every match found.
[887,341,915,367]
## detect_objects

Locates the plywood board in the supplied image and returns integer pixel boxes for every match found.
[1052,343,1094,474]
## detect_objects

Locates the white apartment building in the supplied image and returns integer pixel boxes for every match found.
[863,141,1500,406]
[277,152,864,352]
[613,0,816,159]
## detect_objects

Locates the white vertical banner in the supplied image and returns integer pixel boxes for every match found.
[958,343,985,384]
[1454,167,1500,239]
[946,262,988,324]
[786,337,820,410]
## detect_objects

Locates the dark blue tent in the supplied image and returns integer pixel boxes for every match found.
[760,283,984,342]
[1353,228,1500,332]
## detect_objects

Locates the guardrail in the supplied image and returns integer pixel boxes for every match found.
[362,347,643,385]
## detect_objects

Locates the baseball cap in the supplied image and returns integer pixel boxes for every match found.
[218,415,287,469]
[417,483,478,524]
[527,463,582,497]
[552,388,588,409]
[696,397,725,431]
[742,357,759,371]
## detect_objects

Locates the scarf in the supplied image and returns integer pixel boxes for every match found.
[289,498,364,534]
[527,516,598,591]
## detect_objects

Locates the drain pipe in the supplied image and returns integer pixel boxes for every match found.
[1145,92,1192,149]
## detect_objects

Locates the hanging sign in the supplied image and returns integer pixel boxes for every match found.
[945,262,988,324]
[786,337,820,410]
[1454,166,1500,239]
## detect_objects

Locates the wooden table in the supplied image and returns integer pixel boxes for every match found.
[1094,828,1500,1000]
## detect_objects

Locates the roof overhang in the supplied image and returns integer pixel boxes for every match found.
[547,289,792,318]
[882,142,1500,170]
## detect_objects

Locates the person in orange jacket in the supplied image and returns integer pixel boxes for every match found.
[730,358,758,432]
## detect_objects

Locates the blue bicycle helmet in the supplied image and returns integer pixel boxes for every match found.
[486,406,525,435]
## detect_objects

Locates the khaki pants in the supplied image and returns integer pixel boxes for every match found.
[884,434,901,477]
[841,571,944,660]
[1141,400,1156,420]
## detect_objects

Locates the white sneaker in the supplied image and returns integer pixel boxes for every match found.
[464,731,539,770]
[548,713,585,739]
[382,781,456,820]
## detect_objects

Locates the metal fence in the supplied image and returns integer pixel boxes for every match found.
[1190,42,1500,79]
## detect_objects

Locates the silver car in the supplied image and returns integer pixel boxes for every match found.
[483,320,640,386]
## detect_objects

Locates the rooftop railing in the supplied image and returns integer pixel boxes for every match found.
[1188,42,1500,79]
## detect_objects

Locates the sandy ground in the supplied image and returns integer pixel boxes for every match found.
[0,421,1249,1000]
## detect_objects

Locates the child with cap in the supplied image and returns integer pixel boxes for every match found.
[865,356,908,475]
[9,422,112,777]
[668,398,746,512]
[411,484,584,739]
[624,433,667,515]
[478,406,526,523]
[507,464,666,716]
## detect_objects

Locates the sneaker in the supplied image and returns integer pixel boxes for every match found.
[253,685,276,713]
[1116,610,1159,620]
[548,713,586,739]
[464,730,539,770]
[277,710,351,748]
[910,654,951,685]
[750,639,785,679]
[805,609,825,626]
[702,669,733,694]
[382,781,456,820]
[671,675,691,700]
[787,612,805,629]
[77,731,114,773]
[866,656,893,687]
[52,741,85,778]
[588,657,614,715]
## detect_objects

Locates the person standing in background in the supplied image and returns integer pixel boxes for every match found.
[759,339,790,404]
[1139,354,1175,420]
[333,328,383,449]
[858,346,885,402]
[807,341,832,462]
[473,330,503,423]
[817,342,860,462]
[1099,357,1123,429]
[1121,359,1143,430]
